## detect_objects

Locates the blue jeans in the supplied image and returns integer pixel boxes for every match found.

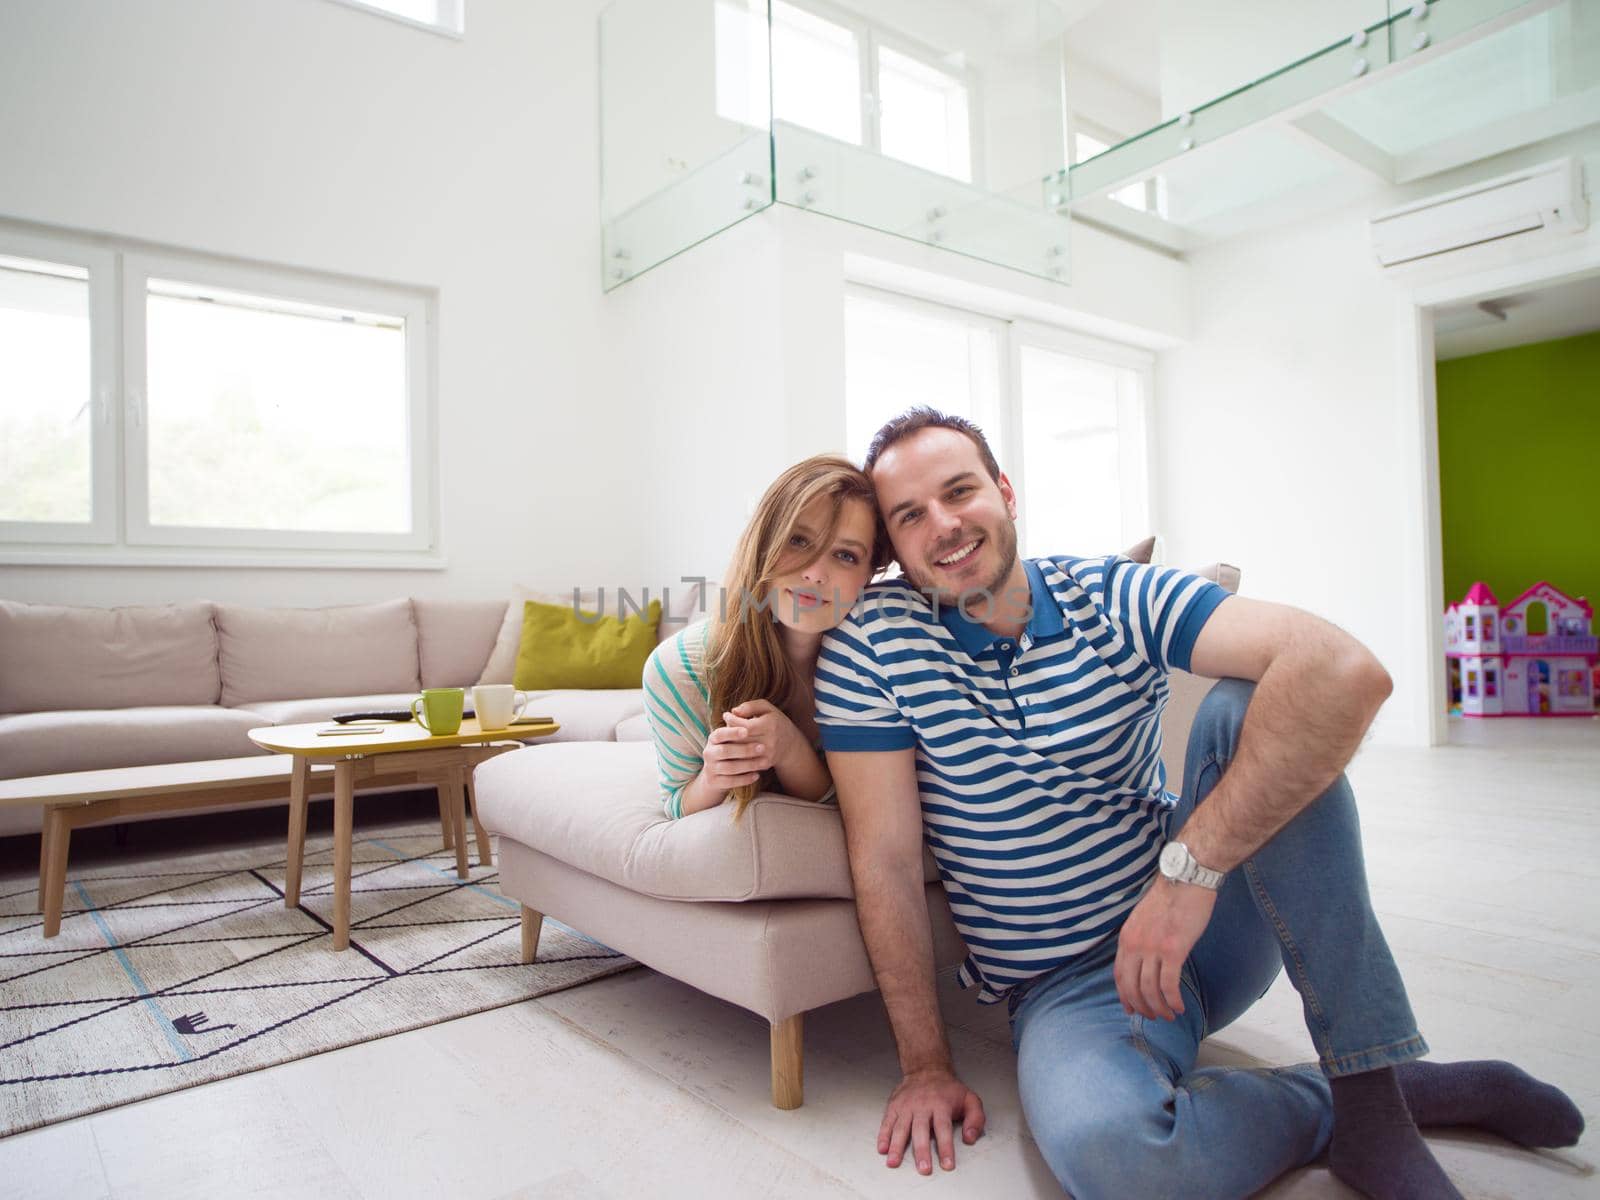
[1007,679,1427,1200]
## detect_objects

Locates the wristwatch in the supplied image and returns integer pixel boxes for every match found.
[1158,841,1226,891]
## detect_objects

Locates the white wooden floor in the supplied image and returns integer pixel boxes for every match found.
[7,717,1597,1199]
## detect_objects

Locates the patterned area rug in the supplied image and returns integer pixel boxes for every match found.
[0,821,636,1137]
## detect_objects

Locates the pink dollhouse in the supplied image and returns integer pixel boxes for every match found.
[1445,581,1598,717]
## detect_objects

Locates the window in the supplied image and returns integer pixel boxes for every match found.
[771,1,864,145]
[1016,337,1150,558]
[0,255,96,528]
[843,290,1001,458]
[877,45,972,182]
[0,225,436,565]
[1526,601,1548,635]
[1465,613,1477,639]
[325,0,464,36]
[1484,614,1495,640]
[844,286,1152,559]
[715,1,977,182]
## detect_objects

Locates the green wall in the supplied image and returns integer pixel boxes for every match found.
[1437,329,1600,613]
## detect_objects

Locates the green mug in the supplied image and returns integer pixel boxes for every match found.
[410,687,464,736]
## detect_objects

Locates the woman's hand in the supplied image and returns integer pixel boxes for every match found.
[724,700,803,772]
[701,721,776,793]
[724,700,832,802]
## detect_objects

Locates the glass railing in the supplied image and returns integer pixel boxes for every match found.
[600,0,1073,289]
[1062,0,1594,248]
[599,0,1593,288]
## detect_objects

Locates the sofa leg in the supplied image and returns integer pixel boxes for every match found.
[520,904,544,964]
[770,1013,804,1110]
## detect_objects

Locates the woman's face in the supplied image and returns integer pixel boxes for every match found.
[768,496,878,635]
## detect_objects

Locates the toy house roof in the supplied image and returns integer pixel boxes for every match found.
[1503,580,1592,618]
[1461,582,1498,606]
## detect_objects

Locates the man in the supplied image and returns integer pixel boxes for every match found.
[815,408,1581,1200]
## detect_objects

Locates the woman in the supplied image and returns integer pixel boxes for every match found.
[643,456,891,819]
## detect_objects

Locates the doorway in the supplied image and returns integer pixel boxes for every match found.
[1409,260,1600,746]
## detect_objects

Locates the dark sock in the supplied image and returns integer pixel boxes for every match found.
[1396,1059,1585,1149]
[1329,1067,1463,1200]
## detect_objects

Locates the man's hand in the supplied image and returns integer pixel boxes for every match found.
[1113,876,1218,1021]
[878,1067,986,1174]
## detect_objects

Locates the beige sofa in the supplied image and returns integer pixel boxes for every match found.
[475,564,1241,1109]
[0,596,659,839]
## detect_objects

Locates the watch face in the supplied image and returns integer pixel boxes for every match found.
[1159,842,1186,877]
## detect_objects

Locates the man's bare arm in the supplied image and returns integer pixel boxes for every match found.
[829,747,986,1174]
[1114,594,1393,1021]
[1179,595,1392,872]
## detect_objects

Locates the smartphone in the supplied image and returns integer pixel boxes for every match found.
[509,716,555,725]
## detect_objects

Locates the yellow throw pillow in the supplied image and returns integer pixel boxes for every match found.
[514,597,661,690]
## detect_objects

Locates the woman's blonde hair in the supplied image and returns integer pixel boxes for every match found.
[706,455,890,818]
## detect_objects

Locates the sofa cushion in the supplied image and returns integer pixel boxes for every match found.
[477,580,709,686]
[522,689,647,743]
[0,706,269,780]
[474,741,859,901]
[0,600,219,714]
[412,598,506,688]
[229,693,428,727]
[216,599,420,707]
[515,599,661,690]
[613,712,652,742]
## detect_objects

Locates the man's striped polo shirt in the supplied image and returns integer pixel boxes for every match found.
[815,554,1228,1003]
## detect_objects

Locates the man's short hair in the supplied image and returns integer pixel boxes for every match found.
[863,406,1002,482]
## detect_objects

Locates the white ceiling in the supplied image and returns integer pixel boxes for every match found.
[1433,272,1600,360]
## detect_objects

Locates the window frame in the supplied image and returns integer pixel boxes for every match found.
[868,24,982,185]
[0,228,119,547]
[0,222,439,568]
[843,284,1154,560]
[764,0,982,185]
[1005,320,1155,558]
[121,252,433,554]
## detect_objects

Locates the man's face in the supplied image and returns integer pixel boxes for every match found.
[870,427,1021,609]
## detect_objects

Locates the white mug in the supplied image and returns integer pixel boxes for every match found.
[472,683,530,731]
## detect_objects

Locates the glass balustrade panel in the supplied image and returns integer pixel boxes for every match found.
[767,0,1073,282]
[600,0,774,290]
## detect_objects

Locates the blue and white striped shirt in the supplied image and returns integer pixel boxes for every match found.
[815,555,1228,1003]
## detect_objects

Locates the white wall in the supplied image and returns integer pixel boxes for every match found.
[1156,137,1600,745]
[0,0,1189,621]
[1155,211,1422,738]
[0,0,644,607]
[613,198,1190,593]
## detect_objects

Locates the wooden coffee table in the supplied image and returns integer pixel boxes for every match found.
[249,717,559,951]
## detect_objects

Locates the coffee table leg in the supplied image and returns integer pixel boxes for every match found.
[467,771,492,867]
[437,785,454,851]
[41,807,71,938]
[38,812,55,911]
[284,755,311,909]
[449,768,469,879]
[332,761,355,951]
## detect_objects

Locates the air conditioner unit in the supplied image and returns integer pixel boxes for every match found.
[1369,158,1589,267]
